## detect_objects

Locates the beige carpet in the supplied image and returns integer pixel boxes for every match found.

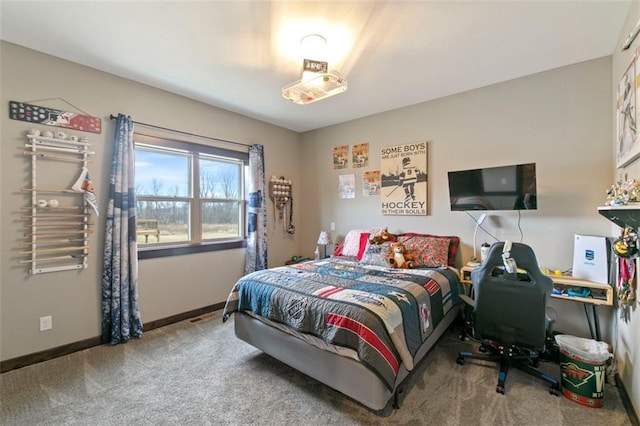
[0,311,634,425]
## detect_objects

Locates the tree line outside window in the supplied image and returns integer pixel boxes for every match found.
[133,133,247,252]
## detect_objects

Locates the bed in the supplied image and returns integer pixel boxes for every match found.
[222,232,463,411]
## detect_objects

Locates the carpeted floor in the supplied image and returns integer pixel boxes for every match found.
[0,311,634,425]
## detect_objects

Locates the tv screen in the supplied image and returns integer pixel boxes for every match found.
[447,163,537,211]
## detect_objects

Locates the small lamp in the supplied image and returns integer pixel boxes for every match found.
[317,231,333,259]
[468,213,487,267]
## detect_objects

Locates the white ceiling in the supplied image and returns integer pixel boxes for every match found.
[0,1,632,132]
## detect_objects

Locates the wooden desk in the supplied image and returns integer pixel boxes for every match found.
[458,265,613,341]
[546,275,613,306]
[546,274,612,342]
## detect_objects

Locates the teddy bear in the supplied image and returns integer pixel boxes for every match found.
[387,241,416,269]
[369,227,394,245]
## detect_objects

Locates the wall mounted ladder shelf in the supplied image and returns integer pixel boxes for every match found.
[20,134,95,274]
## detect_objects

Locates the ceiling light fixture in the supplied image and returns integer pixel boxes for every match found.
[281,34,348,105]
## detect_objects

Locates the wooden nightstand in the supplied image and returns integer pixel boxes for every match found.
[459,265,476,297]
[459,265,475,285]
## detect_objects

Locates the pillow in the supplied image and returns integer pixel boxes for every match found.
[357,232,371,260]
[339,229,368,257]
[397,235,450,268]
[360,241,392,267]
[338,229,385,257]
[398,233,460,266]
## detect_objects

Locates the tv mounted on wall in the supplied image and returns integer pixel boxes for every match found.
[447,163,537,211]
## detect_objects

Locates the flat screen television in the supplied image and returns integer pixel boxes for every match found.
[447,163,537,211]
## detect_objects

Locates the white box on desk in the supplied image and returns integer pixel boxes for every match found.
[572,234,612,285]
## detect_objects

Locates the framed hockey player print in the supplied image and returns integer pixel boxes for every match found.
[380,142,428,215]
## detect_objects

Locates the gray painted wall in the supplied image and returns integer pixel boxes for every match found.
[0,42,301,361]
[300,57,614,343]
[612,2,640,417]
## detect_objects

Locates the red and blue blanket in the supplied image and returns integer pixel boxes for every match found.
[223,257,461,390]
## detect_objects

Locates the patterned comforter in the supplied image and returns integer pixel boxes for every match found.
[222,257,461,390]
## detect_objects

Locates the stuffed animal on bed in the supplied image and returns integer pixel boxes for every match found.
[387,241,416,269]
[369,227,394,245]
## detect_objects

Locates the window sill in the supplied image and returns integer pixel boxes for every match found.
[138,240,246,260]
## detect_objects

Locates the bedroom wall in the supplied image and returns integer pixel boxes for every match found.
[612,2,640,418]
[299,58,615,342]
[0,42,301,362]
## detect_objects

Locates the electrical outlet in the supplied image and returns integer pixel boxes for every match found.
[39,315,52,331]
[330,222,335,231]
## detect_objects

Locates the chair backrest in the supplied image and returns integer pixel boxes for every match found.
[470,241,553,350]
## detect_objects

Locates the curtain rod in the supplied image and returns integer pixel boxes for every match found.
[108,114,251,148]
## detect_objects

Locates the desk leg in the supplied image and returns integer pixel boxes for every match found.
[592,305,601,342]
[583,304,595,340]
[582,304,602,342]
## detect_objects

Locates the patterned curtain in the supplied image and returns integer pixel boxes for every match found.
[244,144,268,273]
[102,114,143,344]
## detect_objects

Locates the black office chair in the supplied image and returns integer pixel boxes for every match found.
[456,241,560,395]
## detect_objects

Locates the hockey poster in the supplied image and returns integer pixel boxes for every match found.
[352,142,369,168]
[380,142,428,215]
[339,174,355,199]
[363,170,380,196]
[332,145,348,169]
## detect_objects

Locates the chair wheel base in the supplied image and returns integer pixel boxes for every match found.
[496,385,505,394]
[456,356,465,366]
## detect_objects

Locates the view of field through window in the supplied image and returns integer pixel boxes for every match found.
[134,145,242,245]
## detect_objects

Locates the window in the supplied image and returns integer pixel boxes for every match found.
[134,133,248,259]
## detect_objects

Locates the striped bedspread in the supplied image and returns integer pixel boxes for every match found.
[223,257,461,390]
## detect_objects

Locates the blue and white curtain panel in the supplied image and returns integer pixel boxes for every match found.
[102,113,143,344]
[245,144,267,274]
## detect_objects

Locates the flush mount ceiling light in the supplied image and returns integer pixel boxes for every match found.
[281,34,348,105]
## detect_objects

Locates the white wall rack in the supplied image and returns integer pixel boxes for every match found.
[20,133,94,274]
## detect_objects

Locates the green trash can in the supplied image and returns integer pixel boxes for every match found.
[555,335,611,408]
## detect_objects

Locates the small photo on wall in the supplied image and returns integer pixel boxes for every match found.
[339,174,355,199]
[363,170,380,196]
[333,145,348,169]
[352,143,369,168]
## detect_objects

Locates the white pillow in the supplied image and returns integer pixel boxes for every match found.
[341,229,367,257]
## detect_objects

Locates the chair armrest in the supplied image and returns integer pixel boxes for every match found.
[459,294,475,308]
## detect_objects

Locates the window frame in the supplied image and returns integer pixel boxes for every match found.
[133,133,248,260]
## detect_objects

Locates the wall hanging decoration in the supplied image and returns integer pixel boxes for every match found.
[352,142,369,168]
[268,176,294,234]
[380,141,428,215]
[19,130,95,274]
[363,170,381,196]
[616,51,640,168]
[613,227,637,322]
[339,174,355,199]
[9,100,101,134]
[332,145,348,169]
